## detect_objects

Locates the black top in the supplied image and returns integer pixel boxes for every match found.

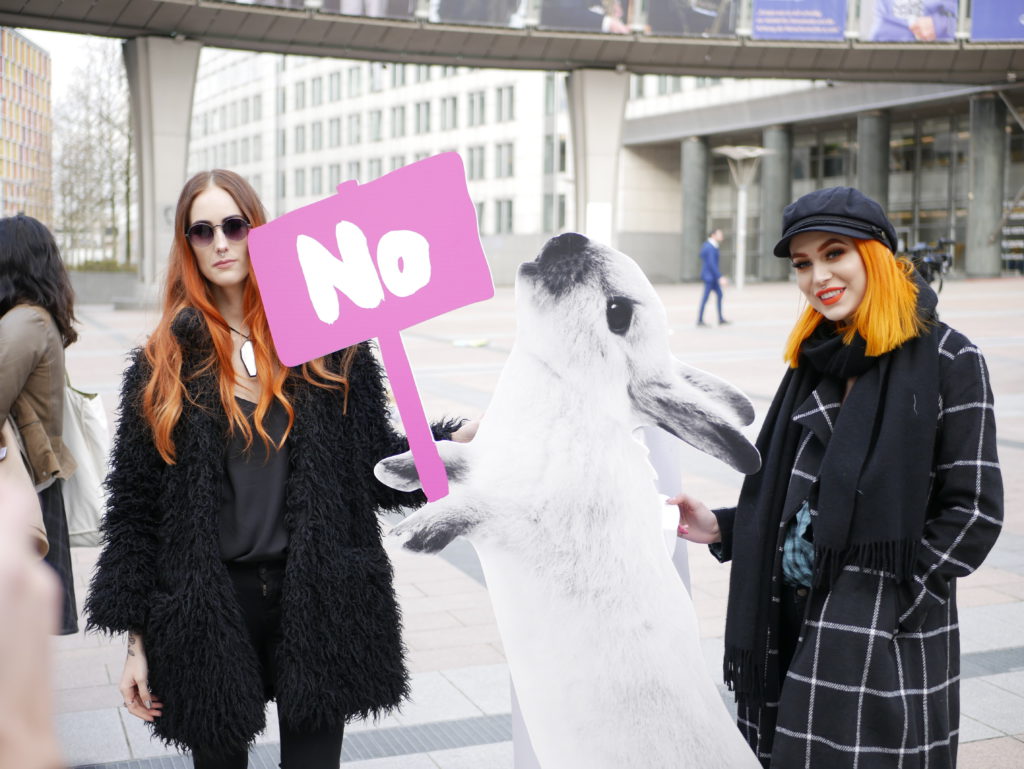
[219,396,289,563]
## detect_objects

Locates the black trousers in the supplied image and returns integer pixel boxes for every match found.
[191,561,344,769]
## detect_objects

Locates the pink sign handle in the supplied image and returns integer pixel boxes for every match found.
[376,329,449,502]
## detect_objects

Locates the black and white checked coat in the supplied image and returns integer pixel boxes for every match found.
[728,323,1003,769]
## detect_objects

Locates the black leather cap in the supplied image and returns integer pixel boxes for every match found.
[773,187,899,258]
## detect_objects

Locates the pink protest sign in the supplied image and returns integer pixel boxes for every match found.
[247,152,493,500]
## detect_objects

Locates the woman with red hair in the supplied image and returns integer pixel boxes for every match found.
[87,170,471,768]
[673,187,1003,769]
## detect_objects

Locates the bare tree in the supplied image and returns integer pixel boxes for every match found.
[53,38,135,266]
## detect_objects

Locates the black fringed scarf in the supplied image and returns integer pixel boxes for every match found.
[722,277,940,704]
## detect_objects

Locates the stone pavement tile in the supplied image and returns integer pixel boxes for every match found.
[392,671,485,726]
[53,683,121,714]
[413,577,487,598]
[55,707,130,765]
[960,678,1024,735]
[53,650,117,688]
[401,592,496,615]
[404,622,502,652]
[404,610,464,632]
[994,581,1024,600]
[119,708,181,759]
[984,670,1024,698]
[962,566,1024,587]
[346,711,404,735]
[427,741,513,769]
[957,736,1024,769]
[959,603,1024,655]
[340,753,438,768]
[958,585,1020,608]
[447,605,498,626]
[441,664,511,715]
[408,644,506,674]
[960,714,1004,743]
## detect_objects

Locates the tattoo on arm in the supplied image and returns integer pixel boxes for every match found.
[127,634,136,657]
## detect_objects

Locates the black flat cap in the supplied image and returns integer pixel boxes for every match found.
[773,187,899,258]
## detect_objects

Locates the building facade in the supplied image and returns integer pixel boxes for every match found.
[0,27,52,223]
[189,50,1023,284]
[188,49,575,283]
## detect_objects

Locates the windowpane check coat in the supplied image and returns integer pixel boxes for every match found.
[716,323,1003,769]
[86,310,460,756]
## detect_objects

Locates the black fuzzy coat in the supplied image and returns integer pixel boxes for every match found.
[86,309,459,755]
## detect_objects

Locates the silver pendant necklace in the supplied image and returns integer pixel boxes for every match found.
[228,325,257,378]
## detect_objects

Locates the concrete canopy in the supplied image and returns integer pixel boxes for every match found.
[2,0,1022,86]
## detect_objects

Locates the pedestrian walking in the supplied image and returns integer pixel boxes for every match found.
[697,228,728,327]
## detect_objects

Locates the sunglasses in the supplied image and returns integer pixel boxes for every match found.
[185,216,251,248]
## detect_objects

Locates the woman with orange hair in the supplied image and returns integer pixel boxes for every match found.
[86,170,472,768]
[673,187,1002,769]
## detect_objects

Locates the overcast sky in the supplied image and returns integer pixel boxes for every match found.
[17,28,118,104]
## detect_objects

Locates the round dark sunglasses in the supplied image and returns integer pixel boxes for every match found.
[185,216,251,248]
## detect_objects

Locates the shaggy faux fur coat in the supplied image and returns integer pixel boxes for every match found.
[86,309,459,755]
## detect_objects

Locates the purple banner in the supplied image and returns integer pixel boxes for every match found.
[752,0,845,40]
[971,0,1024,41]
[862,0,957,42]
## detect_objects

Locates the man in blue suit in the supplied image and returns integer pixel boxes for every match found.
[697,228,728,327]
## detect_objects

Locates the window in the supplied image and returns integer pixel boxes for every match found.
[558,137,567,172]
[391,63,406,88]
[414,150,431,162]
[369,110,383,142]
[415,64,431,83]
[495,199,513,234]
[240,137,250,164]
[415,101,431,134]
[467,90,485,126]
[311,77,323,106]
[544,193,554,232]
[368,158,383,179]
[277,128,286,156]
[230,140,238,165]
[328,163,341,189]
[348,66,363,98]
[329,118,341,147]
[630,75,645,100]
[440,96,458,131]
[294,168,306,196]
[277,171,286,198]
[311,166,322,195]
[253,94,262,120]
[252,135,262,162]
[346,160,362,180]
[369,62,385,92]
[545,75,555,116]
[348,114,362,145]
[557,194,566,229]
[544,136,554,174]
[328,72,342,101]
[311,121,323,151]
[495,85,514,122]
[251,174,262,198]
[390,154,406,171]
[294,125,306,153]
[442,65,458,78]
[295,81,306,110]
[240,98,250,124]
[466,145,485,180]
[391,106,406,138]
[229,102,238,129]
[495,142,514,178]
[475,201,485,231]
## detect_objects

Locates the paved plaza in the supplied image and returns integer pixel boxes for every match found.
[54,275,1024,768]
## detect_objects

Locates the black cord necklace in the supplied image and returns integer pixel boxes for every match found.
[228,325,257,378]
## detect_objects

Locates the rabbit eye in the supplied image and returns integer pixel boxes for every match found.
[606,296,634,335]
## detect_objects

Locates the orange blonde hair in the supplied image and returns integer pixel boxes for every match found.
[142,169,354,464]
[783,238,926,368]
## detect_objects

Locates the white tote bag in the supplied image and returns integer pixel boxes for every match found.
[62,382,110,547]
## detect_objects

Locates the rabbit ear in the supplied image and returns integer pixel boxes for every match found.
[374,441,470,492]
[631,365,761,475]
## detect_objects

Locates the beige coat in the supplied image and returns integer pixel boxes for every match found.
[0,304,76,486]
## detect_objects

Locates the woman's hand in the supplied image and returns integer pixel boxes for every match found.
[119,633,163,722]
[450,418,480,443]
[666,493,721,544]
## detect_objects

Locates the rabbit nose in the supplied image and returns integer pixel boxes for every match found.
[538,232,590,263]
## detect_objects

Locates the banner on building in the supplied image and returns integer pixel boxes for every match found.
[646,0,737,37]
[971,0,1024,41]
[860,0,958,42]
[751,0,846,41]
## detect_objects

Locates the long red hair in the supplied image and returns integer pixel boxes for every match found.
[783,238,926,368]
[142,169,355,464]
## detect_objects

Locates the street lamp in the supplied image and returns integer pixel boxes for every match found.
[712,145,772,291]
